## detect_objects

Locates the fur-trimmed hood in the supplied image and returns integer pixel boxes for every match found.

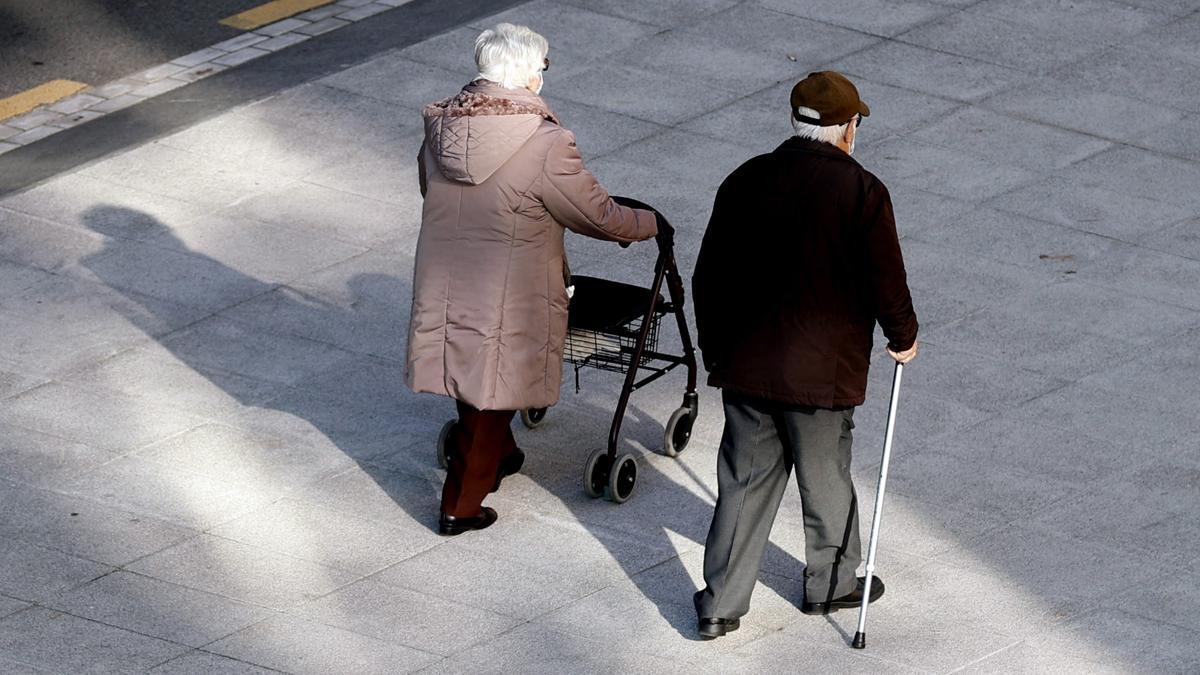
[422,80,560,185]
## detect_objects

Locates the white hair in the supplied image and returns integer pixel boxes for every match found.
[791,106,851,145]
[474,23,549,90]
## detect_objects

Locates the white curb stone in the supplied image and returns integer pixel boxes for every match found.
[0,0,416,156]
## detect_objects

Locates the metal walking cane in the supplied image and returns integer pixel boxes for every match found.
[851,360,904,650]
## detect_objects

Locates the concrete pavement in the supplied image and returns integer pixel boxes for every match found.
[1,0,1199,672]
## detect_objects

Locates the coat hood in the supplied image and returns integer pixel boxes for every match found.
[422,80,559,185]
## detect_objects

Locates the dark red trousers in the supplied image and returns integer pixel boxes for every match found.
[441,401,518,518]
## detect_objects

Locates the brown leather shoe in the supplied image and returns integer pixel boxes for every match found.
[438,507,498,536]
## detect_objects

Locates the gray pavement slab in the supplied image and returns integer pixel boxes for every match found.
[293,578,518,656]
[126,534,358,609]
[148,650,281,674]
[0,539,112,603]
[833,40,1024,103]
[0,607,189,674]
[0,479,196,566]
[44,571,273,648]
[0,421,117,489]
[207,614,439,675]
[209,498,439,575]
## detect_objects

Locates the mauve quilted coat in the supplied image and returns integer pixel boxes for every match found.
[406,80,657,411]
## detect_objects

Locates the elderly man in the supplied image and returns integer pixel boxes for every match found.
[690,71,918,638]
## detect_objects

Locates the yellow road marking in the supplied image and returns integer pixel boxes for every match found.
[220,0,335,30]
[0,80,88,122]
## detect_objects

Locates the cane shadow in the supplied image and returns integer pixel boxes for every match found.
[78,206,444,532]
[520,394,812,641]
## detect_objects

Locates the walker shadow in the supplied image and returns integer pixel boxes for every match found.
[79,206,446,534]
[80,205,812,643]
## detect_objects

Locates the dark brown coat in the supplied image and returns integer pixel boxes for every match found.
[692,137,918,408]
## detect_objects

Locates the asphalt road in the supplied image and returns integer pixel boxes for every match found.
[0,0,265,99]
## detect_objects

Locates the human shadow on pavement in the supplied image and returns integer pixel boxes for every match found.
[80,206,446,533]
[81,206,812,642]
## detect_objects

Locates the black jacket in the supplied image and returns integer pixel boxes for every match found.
[692,137,918,408]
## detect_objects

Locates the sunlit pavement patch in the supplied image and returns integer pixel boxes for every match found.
[0,0,414,157]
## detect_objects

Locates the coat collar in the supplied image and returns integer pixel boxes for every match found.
[774,136,860,166]
[458,79,560,124]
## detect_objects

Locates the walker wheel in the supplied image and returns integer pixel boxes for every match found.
[436,420,457,470]
[663,407,694,457]
[583,448,611,499]
[607,453,638,503]
[521,407,548,429]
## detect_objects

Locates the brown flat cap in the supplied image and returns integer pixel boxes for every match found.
[790,71,870,127]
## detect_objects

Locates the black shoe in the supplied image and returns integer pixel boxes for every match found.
[697,617,740,639]
[800,576,885,615]
[491,448,525,493]
[438,507,498,536]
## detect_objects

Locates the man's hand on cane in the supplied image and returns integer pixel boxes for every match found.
[887,340,918,364]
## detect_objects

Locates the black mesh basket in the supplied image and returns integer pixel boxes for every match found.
[565,275,666,374]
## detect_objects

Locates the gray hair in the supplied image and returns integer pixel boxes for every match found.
[791,106,851,145]
[474,23,548,90]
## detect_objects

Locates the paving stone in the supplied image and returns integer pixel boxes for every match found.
[338,3,391,21]
[295,577,517,656]
[170,47,227,68]
[541,95,666,159]
[985,174,1193,242]
[136,418,355,496]
[143,212,366,286]
[912,206,1124,273]
[0,607,189,675]
[983,76,1186,143]
[46,571,272,648]
[833,41,1023,103]
[210,498,438,575]
[1033,461,1200,567]
[0,479,196,566]
[80,142,292,209]
[962,610,1200,673]
[209,614,438,674]
[1060,145,1200,211]
[127,535,357,609]
[149,650,279,674]
[295,17,351,37]
[171,62,229,83]
[0,596,29,620]
[223,181,403,249]
[212,33,269,52]
[0,538,111,602]
[900,8,1146,75]
[1059,44,1200,115]
[0,208,113,276]
[539,584,770,663]
[255,17,311,37]
[257,32,311,52]
[131,78,190,99]
[865,137,1038,201]
[1074,245,1200,311]
[760,0,949,37]
[714,623,923,673]
[48,93,106,115]
[212,47,272,69]
[49,110,105,129]
[421,621,688,675]
[0,381,205,454]
[89,94,146,114]
[613,30,805,96]
[60,456,276,530]
[6,109,64,131]
[0,124,19,141]
[557,0,737,28]
[553,62,743,126]
[1081,326,1200,407]
[61,344,285,422]
[908,106,1112,171]
[0,421,116,488]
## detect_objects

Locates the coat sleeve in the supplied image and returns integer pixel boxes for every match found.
[692,177,734,372]
[541,130,657,242]
[417,140,428,198]
[862,180,919,351]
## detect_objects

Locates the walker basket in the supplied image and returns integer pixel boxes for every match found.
[564,275,665,374]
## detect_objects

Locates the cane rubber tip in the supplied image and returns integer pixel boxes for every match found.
[851,632,866,649]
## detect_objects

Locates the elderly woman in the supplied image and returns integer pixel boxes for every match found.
[407,23,658,536]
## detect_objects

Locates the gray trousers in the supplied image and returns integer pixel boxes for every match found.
[696,391,862,620]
